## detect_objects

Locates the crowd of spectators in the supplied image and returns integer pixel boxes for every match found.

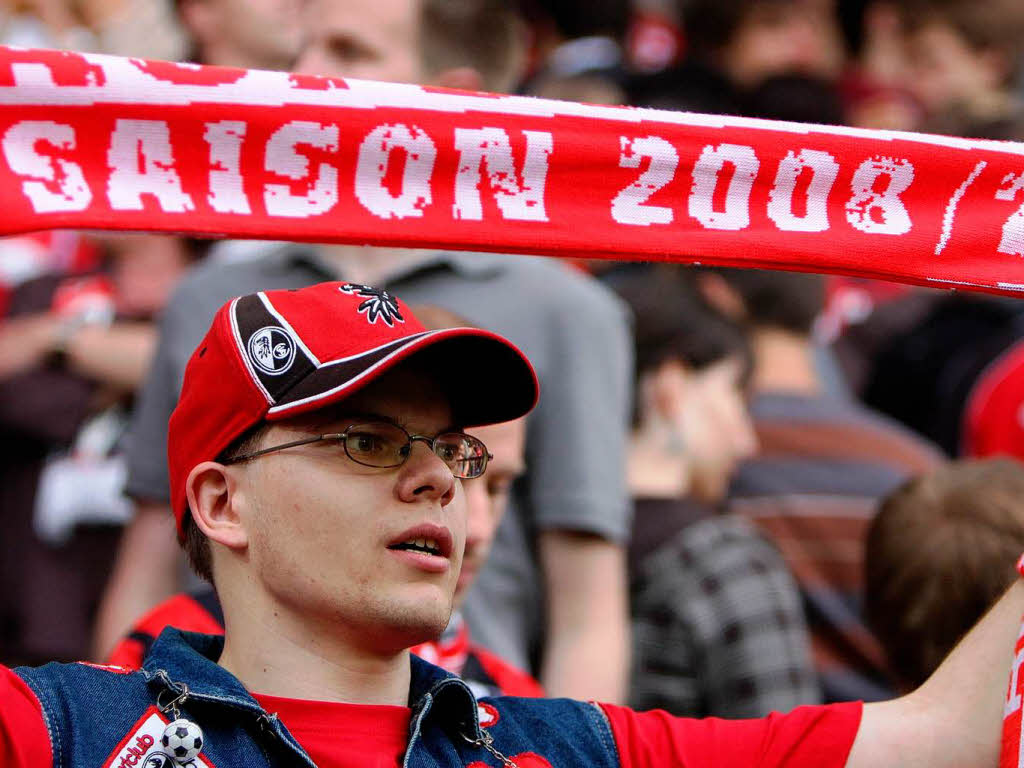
[3,0,1024,721]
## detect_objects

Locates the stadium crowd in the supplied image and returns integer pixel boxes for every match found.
[3,0,1024,763]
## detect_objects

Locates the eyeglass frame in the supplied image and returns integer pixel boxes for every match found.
[221,420,493,480]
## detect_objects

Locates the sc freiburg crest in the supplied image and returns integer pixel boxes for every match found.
[247,326,296,376]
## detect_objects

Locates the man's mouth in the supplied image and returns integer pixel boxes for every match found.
[388,537,443,557]
[386,524,454,559]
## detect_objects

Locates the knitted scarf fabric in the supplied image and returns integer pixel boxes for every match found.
[3,47,1024,294]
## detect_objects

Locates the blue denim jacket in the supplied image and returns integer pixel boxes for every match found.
[15,629,621,768]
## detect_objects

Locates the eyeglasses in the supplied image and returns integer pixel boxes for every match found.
[223,421,492,479]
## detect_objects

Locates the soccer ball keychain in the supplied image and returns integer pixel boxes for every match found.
[156,684,205,765]
[160,718,205,764]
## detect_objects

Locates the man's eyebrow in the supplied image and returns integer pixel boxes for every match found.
[317,411,394,430]
[306,411,461,434]
[359,413,462,433]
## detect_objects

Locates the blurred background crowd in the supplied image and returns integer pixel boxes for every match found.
[4,0,1024,717]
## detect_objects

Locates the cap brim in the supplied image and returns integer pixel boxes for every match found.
[264,327,538,427]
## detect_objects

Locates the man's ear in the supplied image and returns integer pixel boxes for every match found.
[433,67,485,92]
[646,358,689,421]
[186,461,248,551]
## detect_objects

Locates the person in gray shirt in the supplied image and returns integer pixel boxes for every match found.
[96,0,634,700]
[94,244,633,700]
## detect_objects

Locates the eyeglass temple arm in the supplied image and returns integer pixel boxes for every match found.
[223,433,345,464]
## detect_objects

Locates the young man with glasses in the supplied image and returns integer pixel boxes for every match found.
[2,280,1022,768]
[104,415,542,696]
[103,305,543,698]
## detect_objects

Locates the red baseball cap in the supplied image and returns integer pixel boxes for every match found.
[167,281,538,538]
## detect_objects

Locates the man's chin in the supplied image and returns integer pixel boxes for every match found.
[376,599,454,650]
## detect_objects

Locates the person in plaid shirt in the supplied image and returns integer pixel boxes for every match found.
[612,267,820,718]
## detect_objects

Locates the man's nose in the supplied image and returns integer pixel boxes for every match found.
[395,442,456,506]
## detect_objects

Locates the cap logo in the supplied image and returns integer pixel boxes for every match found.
[339,283,405,327]
[247,326,296,376]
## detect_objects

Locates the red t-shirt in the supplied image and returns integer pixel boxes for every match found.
[0,664,862,768]
[601,702,861,768]
[254,692,411,768]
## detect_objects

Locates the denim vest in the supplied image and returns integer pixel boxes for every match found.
[15,629,621,768]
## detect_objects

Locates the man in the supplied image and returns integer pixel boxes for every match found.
[94,0,633,702]
[106,400,543,696]
[168,0,305,264]
[613,268,820,718]
[699,268,943,702]
[896,0,1024,140]
[84,0,305,659]
[175,0,303,70]
[866,458,1024,691]
[628,0,844,114]
[3,281,1022,768]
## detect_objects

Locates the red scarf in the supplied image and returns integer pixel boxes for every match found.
[2,47,1024,294]
[1002,556,1024,768]
[4,45,1024,760]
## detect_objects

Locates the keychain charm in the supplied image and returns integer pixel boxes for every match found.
[160,719,204,764]
[156,682,206,765]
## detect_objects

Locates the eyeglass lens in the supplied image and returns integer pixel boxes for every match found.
[343,422,487,479]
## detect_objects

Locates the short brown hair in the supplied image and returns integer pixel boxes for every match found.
[865,458,1024,689]
[710,267,825,334]
[181,422,271,583]
[610,266,753,424]
[421,0,526,93]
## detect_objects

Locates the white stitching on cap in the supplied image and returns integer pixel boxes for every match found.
[316,330,432,367]
[230,295,275,404]
[258,291,322,367]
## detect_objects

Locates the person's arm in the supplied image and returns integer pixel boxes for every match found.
[539,531,630,701]
[90,500,181,661]
[0,313,67,380]
[602,699,861,768]
[847,579,1024,768]
[61,322,156,392]
[0,667,53,768]
[525,270,634,702]
[0,311,155,393]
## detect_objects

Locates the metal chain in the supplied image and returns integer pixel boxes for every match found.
[461,728,520,768]
[156,682,190,721]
